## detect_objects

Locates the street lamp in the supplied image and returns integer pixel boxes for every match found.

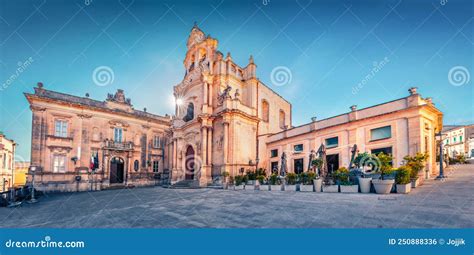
[436,132,447,180]
[27,166,38,203]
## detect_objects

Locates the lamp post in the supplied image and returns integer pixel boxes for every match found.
[27,166,38,203]
[436,132,447,180]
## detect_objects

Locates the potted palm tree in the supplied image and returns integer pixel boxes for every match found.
[395,166,412,194]
[403,153,428,188]
[311,158,324,192]
[371,152,395,194]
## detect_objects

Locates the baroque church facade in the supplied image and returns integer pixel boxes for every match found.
[25,25,443,192]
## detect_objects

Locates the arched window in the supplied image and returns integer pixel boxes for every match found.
[183,103,194,122]
[134,160,139,171]
[279,110,286,129]
[262,100,269,122]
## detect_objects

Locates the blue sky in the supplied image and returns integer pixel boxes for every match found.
[0,0,472,160]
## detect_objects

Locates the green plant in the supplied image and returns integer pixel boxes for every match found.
[286,173,297,185]
[311,158,323,169]
[242,175,249,184]
[403,153,428,180]
[297,172,307,184]
[395,166,411,185]
[269,173,279,185]
[245,170,256,180]
[256,175,265,184]
[234,175,244,186]
[256,168,267,177]
[353,152,370,168]
[307,171,316,183]
[334,167,351,185]
[374,152,394,180]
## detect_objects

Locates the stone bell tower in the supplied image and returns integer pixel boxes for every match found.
[170,24,218,186]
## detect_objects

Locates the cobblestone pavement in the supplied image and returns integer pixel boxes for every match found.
[1,164,472,228]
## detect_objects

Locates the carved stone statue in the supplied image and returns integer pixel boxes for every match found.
[217,85,232,105]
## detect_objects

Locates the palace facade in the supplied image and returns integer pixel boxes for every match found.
[25,25,443,192]
[0,132,16,192]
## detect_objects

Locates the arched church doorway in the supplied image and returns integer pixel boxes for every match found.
[185,146,195,180]
[110,157,124,183]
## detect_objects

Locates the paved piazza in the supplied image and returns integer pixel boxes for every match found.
[1,165,472,228]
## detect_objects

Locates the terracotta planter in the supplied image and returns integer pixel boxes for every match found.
[323,185,339,193]
[411,178,419,188]
[313,178,322,192]
[397,183,411,194]
[372,179,394,194]
[340,185,359,193]
[358,177,372,193]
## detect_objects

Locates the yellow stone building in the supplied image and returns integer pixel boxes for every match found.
[0,132,16,192]
[25,25,443,192]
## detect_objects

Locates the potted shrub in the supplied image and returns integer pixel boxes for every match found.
[311,158,324,192]
[335,167,358,193]
[245,170,256,185]
[285,173,297,191]
[256,175,265,190]
[268,173,280,191]
[222,171,230,190]
[395,166,411,194]
[371,152,395,194]
[300,171,315,192]
[353,152,374,193]
[234,175,244,190]
[404,153,428,188]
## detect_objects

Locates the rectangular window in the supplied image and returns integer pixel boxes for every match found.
[325,137,339,148]
[53,155,66,173]
[460,136,463,142]
[294,144,303,152]
[270,149,278,158]
[153,161,159,173]
[453,137,456,143]
[370,126,392,141]
[114,128,123,142]
[293,158,304,174]
[371,147,393,156]
[153,136,161,148]
[54,120,68,137]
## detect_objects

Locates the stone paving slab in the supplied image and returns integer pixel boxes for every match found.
[0,165,472,228]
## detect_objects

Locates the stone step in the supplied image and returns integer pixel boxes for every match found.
[170,180,200,189]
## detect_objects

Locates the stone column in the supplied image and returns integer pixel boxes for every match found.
[207,127,213,166]
[203,83,208,106]
[223,122,229,164]
[200,127,208,186]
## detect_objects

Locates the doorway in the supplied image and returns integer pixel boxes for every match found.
[185,146,195,180]
[326,154,339,174]
[110,157,124,183]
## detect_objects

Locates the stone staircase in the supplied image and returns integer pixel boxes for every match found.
[169,180,200,189]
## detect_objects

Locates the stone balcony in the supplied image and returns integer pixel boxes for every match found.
[103,140,134,151]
